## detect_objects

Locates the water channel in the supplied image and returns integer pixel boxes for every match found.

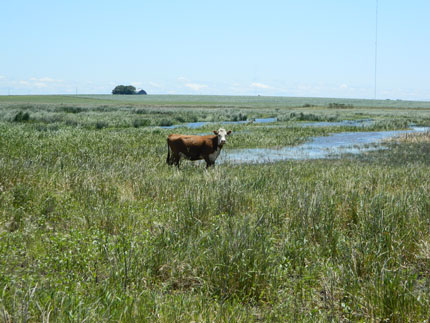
[160,117,277,129]
[220,127,429,164]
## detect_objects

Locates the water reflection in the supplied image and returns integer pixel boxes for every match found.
[161,117,277,129]
[221,127,429,164]
[254,117,277,123]
[300,119,373,127]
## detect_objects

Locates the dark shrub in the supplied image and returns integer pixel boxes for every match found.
[60,106,83,113]
[94,105,115,112]
[231,113,247,122]
[35,125,60,132]
[159,119,173,127]
[64,120,79,127]
[328,103,354,109]
[133,119,151,128]
[175,116,186,123]
[134,109,148,115]
[95,121,109,129]
[13,111,30,122]
[289,112,321,121]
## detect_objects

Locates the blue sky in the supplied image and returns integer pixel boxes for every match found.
[1,0,429,100]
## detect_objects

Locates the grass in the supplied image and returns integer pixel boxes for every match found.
[1,95,430,321]
[2,93,430,109]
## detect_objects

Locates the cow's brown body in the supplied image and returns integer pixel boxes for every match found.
[167,129,231,168]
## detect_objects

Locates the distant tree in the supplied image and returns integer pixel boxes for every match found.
[112,85,125,94]
[112,85,136,95]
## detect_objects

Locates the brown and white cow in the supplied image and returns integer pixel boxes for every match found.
[167,128,232,168]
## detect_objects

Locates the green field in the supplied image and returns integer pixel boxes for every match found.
[1,95,430,321]
[2,94,430,109]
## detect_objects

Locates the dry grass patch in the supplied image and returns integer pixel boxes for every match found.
[389,131,430,143]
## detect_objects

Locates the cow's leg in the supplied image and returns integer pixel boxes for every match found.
[166,146,173,165]
[174,154,181,168]
[205,158,214,168]
[167,154,177,166]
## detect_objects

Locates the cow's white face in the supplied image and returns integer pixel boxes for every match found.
[213,128,232,146]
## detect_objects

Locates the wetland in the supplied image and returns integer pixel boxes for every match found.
[1,94,430,321]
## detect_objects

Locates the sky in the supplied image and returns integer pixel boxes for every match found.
[1,0,429,100]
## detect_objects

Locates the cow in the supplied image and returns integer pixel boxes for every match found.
[167,128,232,168]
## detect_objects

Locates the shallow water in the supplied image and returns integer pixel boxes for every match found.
[250,119,374,130]
[300,119,373,127]
[254,117,277,123]
[161,117,277,129]
[220,127,429,164]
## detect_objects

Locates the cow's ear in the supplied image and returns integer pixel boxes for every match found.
[213,130,218,135]
[227,130,232,135]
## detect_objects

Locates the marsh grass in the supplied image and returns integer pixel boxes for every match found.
[1,96,430,321]
[388,130,430,143]
[3,94,430,131]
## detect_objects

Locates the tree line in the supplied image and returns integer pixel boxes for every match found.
[112,85,147,95]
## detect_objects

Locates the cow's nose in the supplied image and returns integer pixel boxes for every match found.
[221,140,226,144]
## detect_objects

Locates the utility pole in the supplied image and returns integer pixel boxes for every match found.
[374,0,379,99]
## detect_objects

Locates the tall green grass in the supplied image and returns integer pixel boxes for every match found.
[3,99,430,135]
[1,98,430,321]
[0,96,430,322]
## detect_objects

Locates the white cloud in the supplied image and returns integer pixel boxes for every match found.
[251,82,271,89]
[149,81,162,88]
[185,83,208,91]
[30,77,62,83]
[131,81,144,87]
[34,82,48,88]
[0,75,5,80]
[339,84,348,89]
[178,76,189,82]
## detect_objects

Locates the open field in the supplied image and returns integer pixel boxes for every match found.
[2,94,430,109]
[2,94,430,133]
[1,95,430,321]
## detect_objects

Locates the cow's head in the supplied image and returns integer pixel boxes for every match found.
[213,128,232,146]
